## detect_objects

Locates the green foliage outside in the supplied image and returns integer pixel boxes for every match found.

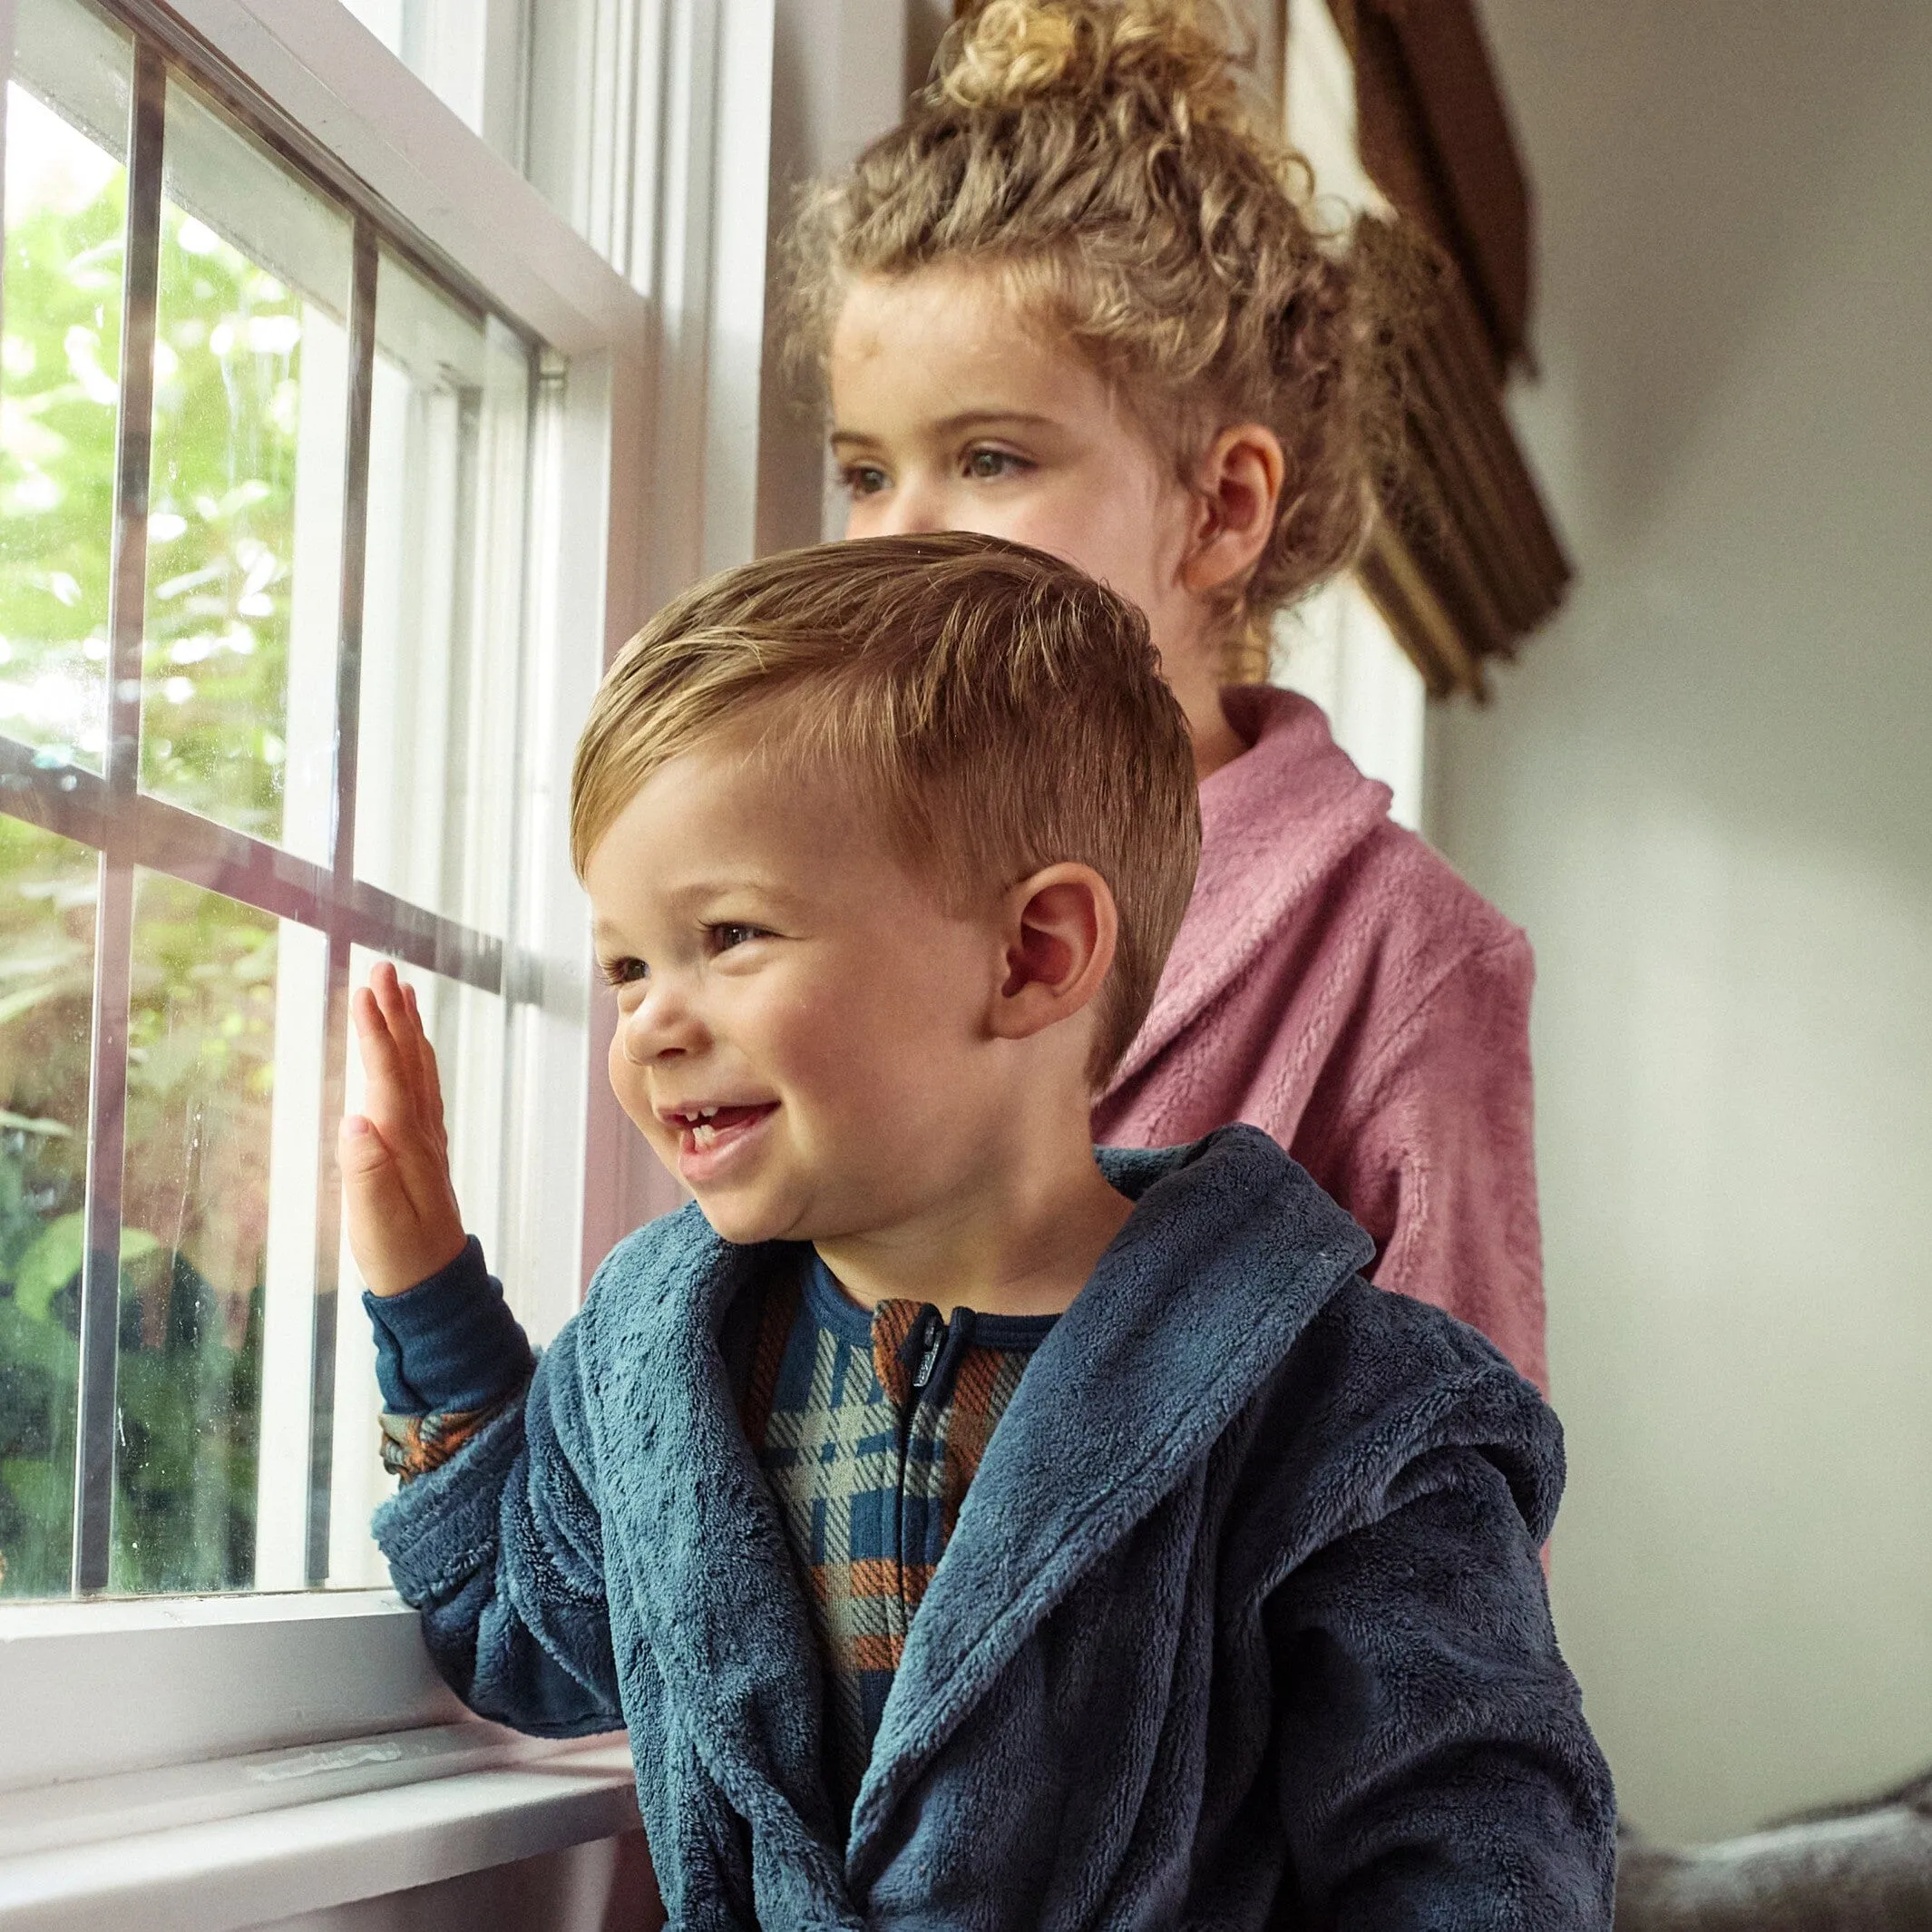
[0,88,316,1597]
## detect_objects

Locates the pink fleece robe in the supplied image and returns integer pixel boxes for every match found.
[1093,685,1547,1392]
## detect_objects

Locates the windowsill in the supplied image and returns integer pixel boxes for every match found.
[0,1593,472,1791]
[0,1594,640,1928]
[0,1721,639,1932]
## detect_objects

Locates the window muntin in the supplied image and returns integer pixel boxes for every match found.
[0,0,547,1601]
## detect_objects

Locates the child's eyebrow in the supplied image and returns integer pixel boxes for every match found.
[926,409,1058,436]
[594,880,810,938]
[830,409,1059,449]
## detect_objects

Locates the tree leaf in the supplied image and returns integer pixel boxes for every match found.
[10,1213,83,1321]
[10,1215,163,1321]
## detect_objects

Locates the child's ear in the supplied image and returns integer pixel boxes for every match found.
[1180,423,1286,597]
[990,864,1118,1044]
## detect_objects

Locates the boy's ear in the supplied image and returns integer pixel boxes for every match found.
[989,864,1118,1045]
[1180,422,1286,597]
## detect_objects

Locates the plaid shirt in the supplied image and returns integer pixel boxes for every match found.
[739,1256,1056,1823]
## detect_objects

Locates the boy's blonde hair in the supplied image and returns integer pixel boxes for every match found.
[787,0,1400,679]
[570,532,1200,1083]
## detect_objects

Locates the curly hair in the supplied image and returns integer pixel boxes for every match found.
[786,0,1405,677]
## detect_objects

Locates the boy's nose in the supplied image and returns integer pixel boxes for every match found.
[619,984,706,1063]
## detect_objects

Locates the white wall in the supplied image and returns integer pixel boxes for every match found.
[1426,0,1932,1845]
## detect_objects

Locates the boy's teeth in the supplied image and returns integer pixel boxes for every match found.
[693,1123,717,1148]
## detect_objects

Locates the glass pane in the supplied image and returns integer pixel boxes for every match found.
[0,815,97,1599]
[111,869,288,1594]
[141,78,352,863]
[0,0,133,774]
[355,251,531,935]
[325,945,505,1587]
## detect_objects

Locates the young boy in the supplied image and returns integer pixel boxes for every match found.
[341,532,1615,1929]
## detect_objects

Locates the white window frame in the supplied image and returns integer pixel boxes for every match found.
[0,0,766,1917]
[1271,0,1429,828]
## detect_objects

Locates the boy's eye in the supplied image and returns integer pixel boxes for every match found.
[710,922,765,953]
[963,446,1029,481]
[840,463,890,497]
[599,955,647,988]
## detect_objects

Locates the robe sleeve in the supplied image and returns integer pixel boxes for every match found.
[1327,933,1548,1392]
[1264,1425,1616,1928]
[372,1307,623,1739]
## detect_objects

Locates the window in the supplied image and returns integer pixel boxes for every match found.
[1273,0,1427,831]
[0,0,766,1897]
[0,0,641,1623]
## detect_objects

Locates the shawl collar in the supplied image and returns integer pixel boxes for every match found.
[587,1214,855,1911]
[847,1127,1371,1872]
[1107,687,1392,1092]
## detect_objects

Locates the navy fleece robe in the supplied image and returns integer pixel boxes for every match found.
[374,1126,1616,1929]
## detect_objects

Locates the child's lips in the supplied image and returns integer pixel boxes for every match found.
[671,1102,777,1179]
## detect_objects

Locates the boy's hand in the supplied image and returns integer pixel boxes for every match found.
[339,961,468,1299]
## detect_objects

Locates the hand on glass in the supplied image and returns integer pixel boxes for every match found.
[339,960,468,1298]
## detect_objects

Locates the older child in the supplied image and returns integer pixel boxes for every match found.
[790,0,1549,1388]
[342,532,1612,1928]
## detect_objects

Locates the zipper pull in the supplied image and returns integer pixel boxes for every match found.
[912,1312,944,1390]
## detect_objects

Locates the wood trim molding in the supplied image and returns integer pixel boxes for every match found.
[1355,0,1528,372]
[1345,0,1571,697]
[1358,522,1479,701]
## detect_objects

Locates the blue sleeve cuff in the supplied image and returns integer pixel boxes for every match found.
[363,1235,536,1415]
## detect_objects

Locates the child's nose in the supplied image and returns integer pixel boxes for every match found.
[872,476,947,537]
[620,982,707,1063]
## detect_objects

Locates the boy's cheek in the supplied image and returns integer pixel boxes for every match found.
[606,1034,659,1139]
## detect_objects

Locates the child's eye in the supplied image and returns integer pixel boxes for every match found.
[709,922,766,953]
[963,446,1029,481]
[599,955,648,988]
[840,463,891,497]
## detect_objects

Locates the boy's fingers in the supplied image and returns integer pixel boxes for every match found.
[352,987,420,1136]
[378,966,439,1127]
[415,1027,448,1149]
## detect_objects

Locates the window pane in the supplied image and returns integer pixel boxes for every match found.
[325,945,505,1587]
[109,872,324,1594]
[355,252,531,935]
[141,78,352,864]
[0,815,96,1599]
[0,0,132,774]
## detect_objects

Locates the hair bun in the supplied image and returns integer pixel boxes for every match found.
[940,0,1250,138]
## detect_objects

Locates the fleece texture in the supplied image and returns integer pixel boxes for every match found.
[375,1127,1614,1930]
[1095,686,1550,1391]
